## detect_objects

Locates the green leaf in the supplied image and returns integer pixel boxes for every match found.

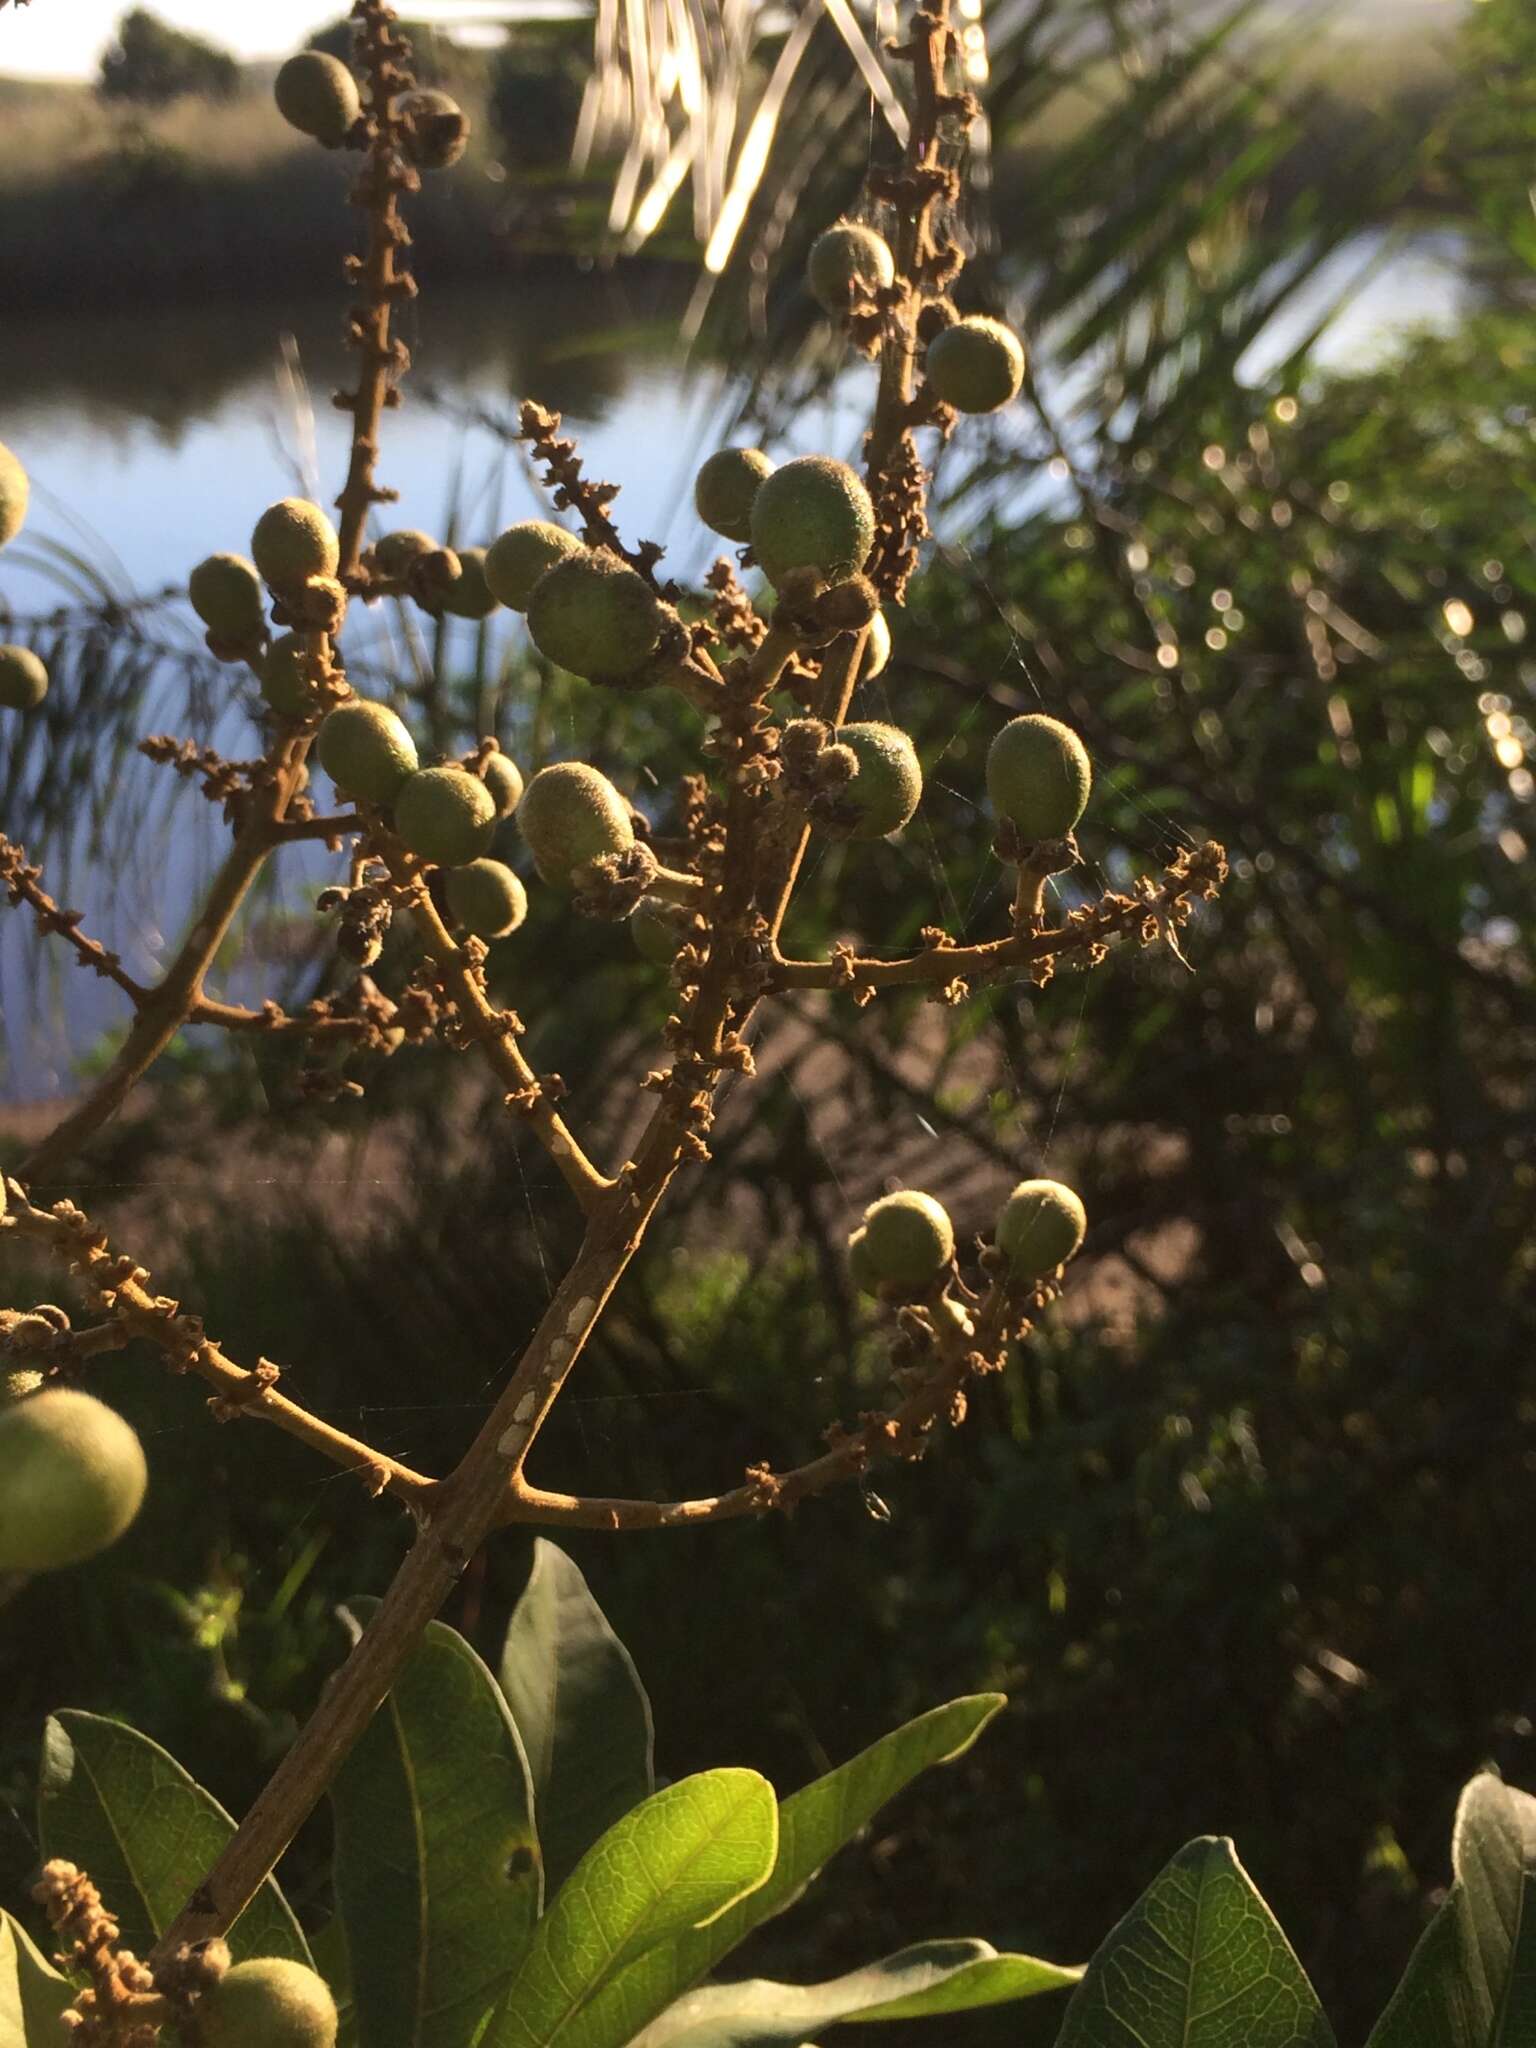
[563,1693,1007,2048]
[1056,1835,1334,2048]
[0,1909,72,2047]
[1369,1774,1536,2048]
[633,1938,1080,2048]
[498,1538,655,1894]
[307,1917,358,2048]
[482,1769,779,2048]
[330,1605,541,2048]
[37,1713,311,1967]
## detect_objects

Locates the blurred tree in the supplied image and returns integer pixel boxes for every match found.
[306,14,494,90]
[489,23,588,172]
[1439,0,1536,276]
[97,8,239,104]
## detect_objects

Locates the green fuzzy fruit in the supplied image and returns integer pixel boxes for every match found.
[317,699,418,803]
[189,553,266,641]
[694,448,774,543]
[996,1178,1086,1282]
[441,545,500,620]
[274,51,360,147]
[630,895,686,965]
[0,1389,147,1571]
[750,457,874,583]
[483,521,582,611]
[845,1226,883,1296]
[2,1369,44,1405]
[526,548,671,682]
[259,633,315,717]
[445,859,528,939]
[373,528,437,579]
[479,752,523,819]
[396,88,469,169]
[807,221,895,312]
[986,713,1091,841]
[830,722,922,839]
[862,609,891,680]
[252,499,340,588]
[203,1958,338,2048]
[517,762,634,887]
[859,1190,954,1283]
[0,646,48,711]
[394,765,497,866]
[0,440,29,551]
[925,316,1026,414]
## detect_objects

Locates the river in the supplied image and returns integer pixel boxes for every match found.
[0,230,1471,1100]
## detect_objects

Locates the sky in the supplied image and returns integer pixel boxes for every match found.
[0,1,510,77]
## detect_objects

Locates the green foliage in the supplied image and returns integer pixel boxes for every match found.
[1055,1839,1332,2048]
[37,1712,313,1964]
[9,1548,1071,2046]
[0,1910,71,2046]
[330,1608,540,2048]
[496,1538,654,1895]
[97,8,239,105]
[17,1560,1536,2047]
[1369,1778,1536,2048]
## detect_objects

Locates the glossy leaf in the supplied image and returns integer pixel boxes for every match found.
[331,1606,541,2048]
[634,1938,1080,2048]
[1056,1835,1334,2048]
[568,1693,1006,2048]
[0,1909,72,2047]
[498,1539,654,1894]
[482,1768,779,2048]
[1368,1774,1536,2048]
[37,1712,310,1966]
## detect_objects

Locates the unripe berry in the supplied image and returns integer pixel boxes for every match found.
[0,439,29,550]
[394,766,497,867]
[441,545,500,620]
[925,316,1026,414]
[189,554,266,642]
[986,714,1091,841]
[0,1389,147,1571]
[396,88,470,169]
[845,1226,882,1296]
[259,633,315,717]
[479,752,523,819]
[0,645,48,711]
[274,51,360,147]
[373,529,437,579]
[828,722,922,839]
[807,221,895,312]
[694,448,774,544]
[445,859,528,939]
[517,762,634,887]
[630,895,687,965]
[252,499,340,588]
[857,1190,955,1284]
[996,1178,1086,1282]
[483,521,582,611]
[202,1958,338,2048]
[317,699,418,803]
[863,609,891,680]
[751,457,874,583]
[526,548,672,682]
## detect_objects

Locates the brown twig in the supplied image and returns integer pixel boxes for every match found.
[332,0,421,579]
[767,841,1228,994]
[0,835,147,1003]
[406,884,615,1211]
[2,1191,434,1512]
